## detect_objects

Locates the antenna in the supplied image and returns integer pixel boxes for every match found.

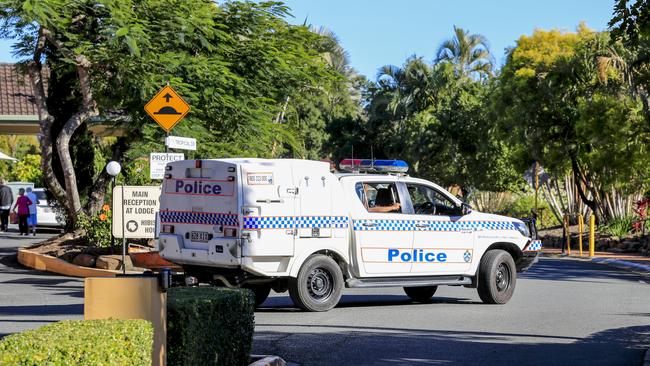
[351,145,354,170]
[370,146,374,170]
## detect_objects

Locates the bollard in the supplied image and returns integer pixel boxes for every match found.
[564,214,571,255]
[589,214,595,257]
[578,215,584,256]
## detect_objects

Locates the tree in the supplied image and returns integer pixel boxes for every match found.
[436,26,493,80]
[494,25,650,222]
[0,0,342,227]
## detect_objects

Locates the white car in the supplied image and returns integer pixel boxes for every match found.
[33,188,65,228]
[158,158,541,311]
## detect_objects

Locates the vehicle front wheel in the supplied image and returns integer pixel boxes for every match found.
[477,249,516,304]
[288,254,343,312]
[404,286,438,303]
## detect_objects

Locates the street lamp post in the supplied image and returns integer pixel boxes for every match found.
[106,161,124,274]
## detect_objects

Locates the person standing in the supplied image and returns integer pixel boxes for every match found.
[12,188,32,236]
[25,187,39,236]
[0,180,13,232]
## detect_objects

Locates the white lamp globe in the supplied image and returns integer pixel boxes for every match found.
[106,161,121,177]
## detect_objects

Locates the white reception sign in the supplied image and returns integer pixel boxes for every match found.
[112,185,162,238]
[150,152,184,179]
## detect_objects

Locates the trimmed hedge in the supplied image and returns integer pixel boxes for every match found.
[0,319,153,366]
[167,286,255,366]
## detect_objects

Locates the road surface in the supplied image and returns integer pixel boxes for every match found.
[1,235,648,365]
[253,258,650,366]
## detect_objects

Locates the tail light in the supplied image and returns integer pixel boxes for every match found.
[195,160,202,168]
[162,225,175,234]
[224,227,237,237]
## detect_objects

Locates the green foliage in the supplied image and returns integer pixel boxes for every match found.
[8,154,42,186]
[167,286,255,366]
[76,205,112,248]
[0,319,153,366]
[356,56,519,192]
[494,25,650,221]
[502,193,558,229]
[600,215,636,237]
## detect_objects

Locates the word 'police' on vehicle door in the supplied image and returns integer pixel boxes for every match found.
[112,185,162,238]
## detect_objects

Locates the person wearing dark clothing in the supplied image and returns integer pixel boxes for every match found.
[13,188,32,236]
[0,180,13,232]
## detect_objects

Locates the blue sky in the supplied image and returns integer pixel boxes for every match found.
[0,0,615,80]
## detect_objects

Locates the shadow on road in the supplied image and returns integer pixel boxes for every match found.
[521,258,648,283]
[253,324,650,365]
[257,294,479,313]
[0,304,83,316]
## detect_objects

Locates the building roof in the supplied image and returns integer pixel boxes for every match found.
[0,63,39,116]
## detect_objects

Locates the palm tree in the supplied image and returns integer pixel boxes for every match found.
[376,56,435,117]
[436,26,493,79]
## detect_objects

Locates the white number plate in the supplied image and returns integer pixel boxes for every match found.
[190,231,210,242]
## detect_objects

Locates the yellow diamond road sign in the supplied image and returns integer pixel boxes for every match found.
[144,85,190,132]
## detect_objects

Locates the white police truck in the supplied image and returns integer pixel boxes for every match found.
[157,158,540,311]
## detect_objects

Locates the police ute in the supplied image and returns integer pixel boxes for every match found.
[157,158,540,311]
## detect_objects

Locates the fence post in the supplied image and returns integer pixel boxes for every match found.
[589,214,595,257]
[578,215,584,256]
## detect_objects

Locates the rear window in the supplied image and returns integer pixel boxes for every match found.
[34,190,47,201]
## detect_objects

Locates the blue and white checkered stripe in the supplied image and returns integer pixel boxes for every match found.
[243,216,349,230]
[353,219,516,231]
[160,211,239,227]
[525,240,543,251]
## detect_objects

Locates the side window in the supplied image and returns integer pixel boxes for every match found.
[355,182,402,213]
[406,184,459,216]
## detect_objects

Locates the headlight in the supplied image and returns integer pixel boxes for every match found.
[513,222,530,237]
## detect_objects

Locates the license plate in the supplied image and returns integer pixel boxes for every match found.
[190,231,210,242]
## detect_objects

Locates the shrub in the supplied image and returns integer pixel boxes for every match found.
[77,204,112,247]
[167,286,255,366]
[0,319,153,366]
[600,216,635,237]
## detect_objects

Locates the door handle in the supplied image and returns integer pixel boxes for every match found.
[415,223,429,228]
[362,222,375,227]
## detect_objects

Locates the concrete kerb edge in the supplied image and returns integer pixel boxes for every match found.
[249,355,287,366]
[542,252,650,275]
[16,248,136,278]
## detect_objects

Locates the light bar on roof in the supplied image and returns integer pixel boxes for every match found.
[339,159,409,173]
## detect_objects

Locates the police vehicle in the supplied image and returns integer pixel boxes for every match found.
[157,158,540,311]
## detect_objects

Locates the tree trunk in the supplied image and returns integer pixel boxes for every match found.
[27,29,69,216]
[570,155,603,223]
[51,57,98,225]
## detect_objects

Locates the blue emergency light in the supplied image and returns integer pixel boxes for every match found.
[339,159,409,173]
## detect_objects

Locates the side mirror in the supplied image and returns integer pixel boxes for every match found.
[461,203,472,215]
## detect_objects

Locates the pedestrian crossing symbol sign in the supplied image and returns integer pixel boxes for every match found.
[144,85,190,132]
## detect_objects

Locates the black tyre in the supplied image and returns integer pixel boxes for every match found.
[288,254,344,312]
[246,284,272,307]
[477,249,516,304]
[404,286,438,303]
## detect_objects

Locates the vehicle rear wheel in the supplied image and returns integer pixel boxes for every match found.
[246,284,272,307]
[288,254,343,312]
[477,249,516,304]
[403,286,438,303]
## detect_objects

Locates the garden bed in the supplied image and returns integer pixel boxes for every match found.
[25,232,157,271]
[539,226,650,256]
